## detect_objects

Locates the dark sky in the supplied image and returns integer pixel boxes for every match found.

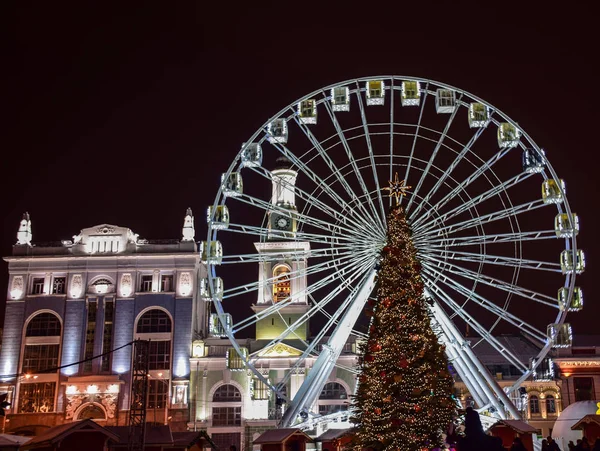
[2,2,599,335]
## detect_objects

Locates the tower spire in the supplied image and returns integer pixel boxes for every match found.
[16,212,32,245]
[182,208,195,242]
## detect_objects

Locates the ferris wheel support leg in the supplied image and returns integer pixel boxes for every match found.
[430,302,521,419]
[280,269,377,428]
[445,343,486,407]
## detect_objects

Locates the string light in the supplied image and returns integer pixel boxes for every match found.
[351,207,456,450]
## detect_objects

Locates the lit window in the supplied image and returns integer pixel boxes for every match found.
[161,275,174,292]
[140,275,153,292]
[252,378,270,400]
[213,384,242,402]
[320,382,348,399]
[83,301,97,373]
[148,380,169,408]
[18,382,56,413]
[272,265,291,303]
[22,345,59,373]
[52,277,66,294]
[546,395,556,414]
[529,395,540,414]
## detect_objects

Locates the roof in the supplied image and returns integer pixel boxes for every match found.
[315,429,352,442]
[491,420,539,434]
[0,435,32,445]
[173,430,218,448]
[253,428,314,444]
[467,336,541,365]
[105,425,173,445]
[571,415,600,430]
[21,420,119,450]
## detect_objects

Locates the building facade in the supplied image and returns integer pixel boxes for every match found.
[0,210,206,434]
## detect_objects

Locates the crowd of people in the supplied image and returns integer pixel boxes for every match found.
[437,407,600,451]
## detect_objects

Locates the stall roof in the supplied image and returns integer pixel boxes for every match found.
[492,420,539,434]
[315,429,352,442]
[21,420,119,450]
[571,415,600,430]
[253,428,313,444]
[173,430,218,449]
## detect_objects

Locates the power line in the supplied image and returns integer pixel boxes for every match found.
[0,340,135,380]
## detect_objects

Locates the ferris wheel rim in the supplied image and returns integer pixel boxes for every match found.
[205,75,579,411]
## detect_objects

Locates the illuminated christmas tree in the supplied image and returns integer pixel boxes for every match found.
[350,177,456,451]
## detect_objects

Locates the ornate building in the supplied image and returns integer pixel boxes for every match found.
[0,210,206,434]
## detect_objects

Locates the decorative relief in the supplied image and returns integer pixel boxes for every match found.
[99,393,117,418]
[179,272,192,296]
[66,395,86,419]
[120,273,132,297]
[559,360,600,367]
[10,276,24,299]
[70,274,83,298]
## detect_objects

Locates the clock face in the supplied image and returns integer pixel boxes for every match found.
[275,216,291,229]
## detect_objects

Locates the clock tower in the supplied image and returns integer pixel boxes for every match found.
[252,157,310,341]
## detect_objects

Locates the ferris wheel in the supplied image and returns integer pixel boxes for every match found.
[203,76,584,427]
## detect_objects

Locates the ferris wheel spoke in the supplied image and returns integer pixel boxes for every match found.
[308,292,369,340]
[233,192,371,239]
[320,91,386,229]
[405,98,460,214]
[266,140,380,234]
[257,260,374,386]
[222,250,361,301]
[231,250,375,333]
[399,86,429,208]
[420,255,558,307]
[414,230,558,248]
[354,81,387,224]
[247,166,383,238]
[414,172,535,235]
[411,145,513,228]
[425,249,562,272]
[224,222,368,247]
[220,244,374,265]
[388,79,395,206]
[423,279,530,373]
[408,124,486,222]
[421,263,547,343]
[414,199,547,240]
[246,255,374,361]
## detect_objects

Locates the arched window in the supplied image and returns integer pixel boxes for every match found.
[272,265,291,303]
[19,312,61,413]
[137,309,172,333]
[77,404,106,421]
[135,309,173,411]
[529,395,540,415]
[212,384,241,426]
[546,394,556,414]
[26,313,61,337]
[213,384,242,402]
[318,382,348,416]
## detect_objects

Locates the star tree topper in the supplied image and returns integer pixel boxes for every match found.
[384,172,411,205]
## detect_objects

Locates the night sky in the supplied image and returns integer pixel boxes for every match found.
[3,2,599,335]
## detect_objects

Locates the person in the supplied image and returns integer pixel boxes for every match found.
[592,439,600,451]
[230,446,237,451]
[547,436,561,451]
[510,437,527,451]
[582,437,591,450]
[453,407,504,451]
[542,439,550,451]
[569,441,576,451]
[575,439,583,451]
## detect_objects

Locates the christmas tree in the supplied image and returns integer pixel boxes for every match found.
[350,204,456,451]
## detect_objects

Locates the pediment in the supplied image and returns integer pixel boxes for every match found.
[256,342,303,357]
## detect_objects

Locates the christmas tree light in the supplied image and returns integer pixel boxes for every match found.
[350,199,456,451]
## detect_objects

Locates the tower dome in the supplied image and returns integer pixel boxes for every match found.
[273,155,293,171]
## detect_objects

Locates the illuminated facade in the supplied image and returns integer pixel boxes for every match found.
[0,210,205,435]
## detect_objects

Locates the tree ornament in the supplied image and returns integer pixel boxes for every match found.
[394,374,403,383]
[374,407,382,415]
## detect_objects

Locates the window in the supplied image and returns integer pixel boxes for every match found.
[77,404,106,420]
[140,275,153,292]
[320,382,347,399]
[252,378,270,400]
[22,345,59,373]
[52,277,66,294]
[160,275,174,292]
[137,310,172,333]
[26,313,61,337]
[18,382,55,413]
[213,384,242,402]
[272,265,291,303]
[574,377,594,401]
[529,395,540,414]
[546,395,557,414]
[101,300,114,372]
[212,407,241,426]
[83,301,97,373]
[148,341,171,370]
[148,380,169,408]
[31,277,45,295]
